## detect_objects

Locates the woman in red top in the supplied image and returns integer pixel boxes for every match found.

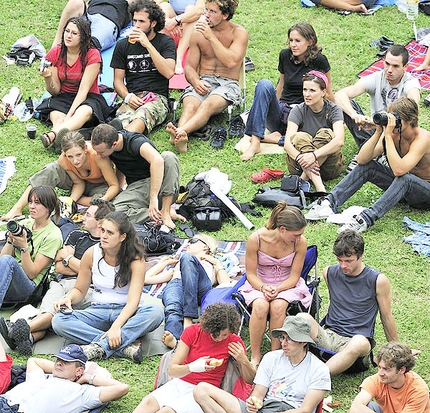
[37,17,110,152]
[1,131,119,221]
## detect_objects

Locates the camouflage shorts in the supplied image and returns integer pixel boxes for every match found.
[116,91,169,133]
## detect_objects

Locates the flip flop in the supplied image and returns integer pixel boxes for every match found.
[179,223,195,238]
[250,168,284,184]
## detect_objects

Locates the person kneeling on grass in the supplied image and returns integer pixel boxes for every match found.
[194,316,331,413]
[0,344,129,412]
[133,303,256,413]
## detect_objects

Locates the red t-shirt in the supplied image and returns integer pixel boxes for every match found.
[0,355,13,393]
[180,324,245,387]
[46,45,101,94]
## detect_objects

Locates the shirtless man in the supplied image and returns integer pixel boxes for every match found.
[166,0,248,152]
[306,96,430,232]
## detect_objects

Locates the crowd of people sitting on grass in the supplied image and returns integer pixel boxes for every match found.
[0,0,430,410]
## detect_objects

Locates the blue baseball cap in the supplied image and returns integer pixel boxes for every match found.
[54,344,88,364]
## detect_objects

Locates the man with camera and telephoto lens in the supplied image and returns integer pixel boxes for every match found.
[335,44,420,167]
[305,96,430,232]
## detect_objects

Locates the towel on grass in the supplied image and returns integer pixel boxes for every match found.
[0,157,16,195]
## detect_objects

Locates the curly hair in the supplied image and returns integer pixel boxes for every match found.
[288,22,322,67]
[91,124,119,147]
[333,229,364,258]
[59,17,99,81]
[200,303,240,338]
[376,342,415,373]
[265,201,307,231]
[99,212,146,288]
[129,0,165,32]
[91,199,115,221]
[206,0,239,20]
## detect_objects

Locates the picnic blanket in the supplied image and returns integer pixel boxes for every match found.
[0,238,247,356]
[358,40,430,90]
[0,157,16,195]
[402,216,430,257]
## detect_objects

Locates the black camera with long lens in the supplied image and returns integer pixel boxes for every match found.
[373,112,402,129]
[6,220,32,241]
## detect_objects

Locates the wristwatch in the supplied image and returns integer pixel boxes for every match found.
[19,246,29,253]
[62,254,73,267]
[175,15,182,25]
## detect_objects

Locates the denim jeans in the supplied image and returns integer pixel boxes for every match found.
[244,79,287,139]
[161,253,212,339]
[51,303,164,358]
[367,401,383,413]
[0,255,36,306]
[326,161,430,226]
[343,99,374,147]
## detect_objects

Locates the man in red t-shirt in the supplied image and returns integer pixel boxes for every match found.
[133,303,256,413]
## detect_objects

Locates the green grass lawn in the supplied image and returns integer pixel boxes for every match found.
[1,0,430,411]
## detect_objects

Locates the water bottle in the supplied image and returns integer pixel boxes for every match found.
[406,0,418,20]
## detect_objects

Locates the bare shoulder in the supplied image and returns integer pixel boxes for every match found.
[376,272,390,289]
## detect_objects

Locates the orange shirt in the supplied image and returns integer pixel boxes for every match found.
[62,147,105,184]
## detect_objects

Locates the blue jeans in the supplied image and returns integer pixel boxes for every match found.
[0,255,36,306]
[326,161,430,226]
[244,79,287,139]
[161,253,212,339]
[51,303,164,358]
[367,401,383,413]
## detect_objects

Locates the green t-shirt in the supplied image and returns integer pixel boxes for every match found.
[16,219,63,285]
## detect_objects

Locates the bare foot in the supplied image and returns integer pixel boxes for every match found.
[416,63,430,71]
[1,207,24,221]
[175,61,184,75]
[167,122,178,146]
[170,207,187,223]
[162,331,177,349]
[175,129,188,153]
[262,131,282,144]
[240,142,261,161]
[353,3,368,12]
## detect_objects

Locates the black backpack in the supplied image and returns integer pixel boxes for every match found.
[134,222,179,256]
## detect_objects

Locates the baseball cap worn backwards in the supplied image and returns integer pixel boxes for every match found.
[271,316,315,344]
[54,344,88,364]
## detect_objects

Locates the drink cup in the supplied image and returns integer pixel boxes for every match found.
[195,15,209,29]
[26,124,37,139]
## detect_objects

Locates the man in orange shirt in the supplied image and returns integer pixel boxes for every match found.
[350,342,430,413]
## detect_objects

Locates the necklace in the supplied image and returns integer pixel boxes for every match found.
[290,353,307,368]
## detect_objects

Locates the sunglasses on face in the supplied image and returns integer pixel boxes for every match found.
[189,238,209,249]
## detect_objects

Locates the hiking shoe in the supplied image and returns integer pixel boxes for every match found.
[190,124,212,141]
[228,115,245,139]
[338,215,368,233]
[346,154,358,173]
[0,317,16,350]
[81,343,106,360]
[305,199,334,221]
[122,342,143,364]
[210,126,227,149]
[108,118,123,131]
[245,56,255,72]
[10,318,32,356]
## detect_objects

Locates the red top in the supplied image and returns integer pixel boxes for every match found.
[180,323,245,387]
[46,45,101,94]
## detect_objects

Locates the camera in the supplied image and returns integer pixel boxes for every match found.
[39,57,52,72]
[373,112,402,129]
[6,220,32,241]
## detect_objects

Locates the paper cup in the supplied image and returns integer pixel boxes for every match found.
[26,124,37,139]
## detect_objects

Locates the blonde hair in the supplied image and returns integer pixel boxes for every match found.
[195,233,218,255]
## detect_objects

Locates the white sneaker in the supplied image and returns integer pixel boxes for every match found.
[346,154,358,173]
[337,215,368,233]
[305,200,334,221]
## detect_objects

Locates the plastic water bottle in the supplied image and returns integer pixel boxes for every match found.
[396,0,407,13]
[406,0,418,20]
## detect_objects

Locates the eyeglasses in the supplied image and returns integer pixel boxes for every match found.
[189,238,209,249]
[278,335,295,343]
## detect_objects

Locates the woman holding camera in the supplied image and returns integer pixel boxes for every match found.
[1,131,120,221]
[52,212,164,363]
[0,186,63,311]
[37,16,110,152]
[284,71,345,193]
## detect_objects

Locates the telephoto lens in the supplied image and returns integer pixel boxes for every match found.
[6,220,24,237]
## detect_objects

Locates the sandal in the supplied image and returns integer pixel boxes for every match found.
[39,131,56,148]
[250,168,284,184]
[53,128,70,154]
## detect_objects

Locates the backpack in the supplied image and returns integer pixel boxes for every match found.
[134,221,179,256]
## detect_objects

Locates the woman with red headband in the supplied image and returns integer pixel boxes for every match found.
[283,70,344,193]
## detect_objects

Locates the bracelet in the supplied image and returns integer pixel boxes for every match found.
[260,284,266,292]
[89,374,96,385]
[124,92,135,104]
[312,152,318,162]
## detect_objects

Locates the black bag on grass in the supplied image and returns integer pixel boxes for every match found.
[192,207,223,232]
[134,221,178,255]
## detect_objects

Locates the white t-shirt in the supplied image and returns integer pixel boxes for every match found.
[255,350,331,412]
[361,70,420,115]
[3,368,101,413]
